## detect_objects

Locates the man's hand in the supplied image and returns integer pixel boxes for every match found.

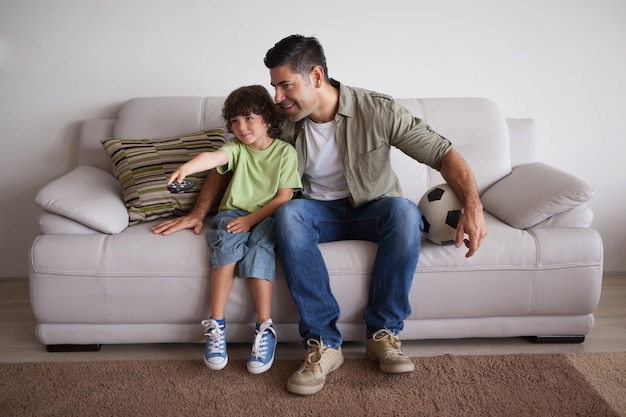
[439,148,488,257]
[151,212,205,236]
[455,204,487,258]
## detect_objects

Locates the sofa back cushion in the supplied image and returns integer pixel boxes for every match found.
[394,98,512,203]
[89,96,512,206]
[114,97,228,139]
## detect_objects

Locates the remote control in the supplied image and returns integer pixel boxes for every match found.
[167,178,197,194]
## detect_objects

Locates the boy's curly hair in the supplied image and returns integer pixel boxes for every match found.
[222,85,283,138]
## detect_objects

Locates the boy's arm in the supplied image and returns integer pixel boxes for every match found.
[152,168,231,236]
[223,188,294,234]
[167,150,229,185]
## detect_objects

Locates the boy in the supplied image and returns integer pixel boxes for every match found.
[167,85,301,374]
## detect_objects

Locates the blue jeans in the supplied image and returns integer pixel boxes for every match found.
[274,197,423,348]
[207,210,277,282]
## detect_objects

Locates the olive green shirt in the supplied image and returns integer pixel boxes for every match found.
[280,79,452,207]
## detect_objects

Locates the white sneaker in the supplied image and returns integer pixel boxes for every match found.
[287,339,344,395]
[366,329,414,373]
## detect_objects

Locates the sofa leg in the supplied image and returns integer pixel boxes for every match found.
[525,336,585,344]
[46,344,102,352]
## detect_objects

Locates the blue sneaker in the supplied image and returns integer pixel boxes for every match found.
[247,319,277,374]
[201,318,227,370]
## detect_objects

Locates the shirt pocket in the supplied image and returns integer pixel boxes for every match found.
[354,143,390,184]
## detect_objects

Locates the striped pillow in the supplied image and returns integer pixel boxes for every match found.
[101,129,225,224]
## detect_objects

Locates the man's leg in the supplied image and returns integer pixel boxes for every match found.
[274,198,345,347]
[345,197,422,373]
[275,199,346,395]
[347,197,422,334]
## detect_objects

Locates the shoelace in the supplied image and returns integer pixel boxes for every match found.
[372,329,402,351]
[251,321,276,360]
[303,338,325,370]
[201,319,225,354]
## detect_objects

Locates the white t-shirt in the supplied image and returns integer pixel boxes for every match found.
[302,118,351,201]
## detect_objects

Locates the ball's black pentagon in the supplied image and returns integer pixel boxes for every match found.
[427,187,445,202]
[445,209,463,228]
[421,216,431,234]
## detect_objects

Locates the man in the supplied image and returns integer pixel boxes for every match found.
[153,35,488,396]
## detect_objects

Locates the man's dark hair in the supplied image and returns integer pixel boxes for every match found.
[222,85,283,138]
[264,35,329,82]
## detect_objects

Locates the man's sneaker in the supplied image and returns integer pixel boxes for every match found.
[287,339,344,395]
[201,318,227,370]
[247,319,277,374]
[366,329,415,373]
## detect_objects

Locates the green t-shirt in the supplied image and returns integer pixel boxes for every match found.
[216,138,302,213]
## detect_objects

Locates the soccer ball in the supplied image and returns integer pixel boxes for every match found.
[418,183,464,245]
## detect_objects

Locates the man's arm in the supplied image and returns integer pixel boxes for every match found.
[438,148,488,257]
[151,169,231,236]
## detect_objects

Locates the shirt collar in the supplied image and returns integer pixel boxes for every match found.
[330,78,354,119]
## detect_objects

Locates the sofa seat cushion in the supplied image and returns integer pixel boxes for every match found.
[30,214,602,327]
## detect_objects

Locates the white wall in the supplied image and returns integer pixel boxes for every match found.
[1,0,625,277]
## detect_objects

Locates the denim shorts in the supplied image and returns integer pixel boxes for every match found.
[207,210,277,282]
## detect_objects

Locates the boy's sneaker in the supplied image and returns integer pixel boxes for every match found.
[247,319,277,374]
[202,318,227,370]
[366,329,414,373]
[287,339,344,395]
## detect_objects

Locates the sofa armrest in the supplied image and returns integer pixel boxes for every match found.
[35,166,129,234]
[480,162,595,229]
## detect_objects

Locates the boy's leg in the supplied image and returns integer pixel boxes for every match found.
[209,263,236,320]
[237,216,277,286]
[247,278,277,374]
[207,209,251,319]
[249,277,272,324]
[203,210,249,370]
[207,210,250,273]
[238,217,279,374]
[203,263,236,371]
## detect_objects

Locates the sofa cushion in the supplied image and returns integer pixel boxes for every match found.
[35,166,129,234]
[532,204,594,228]
[101,129,224,224]
[481,162,595,229]
[37,212,101,235]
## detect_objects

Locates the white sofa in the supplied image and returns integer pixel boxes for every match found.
[29,96,603,351]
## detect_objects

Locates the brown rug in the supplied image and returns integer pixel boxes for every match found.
[1,353,625,417]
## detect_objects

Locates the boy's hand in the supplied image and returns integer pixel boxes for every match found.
[226,216,254,233]
[167,169,186,186]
